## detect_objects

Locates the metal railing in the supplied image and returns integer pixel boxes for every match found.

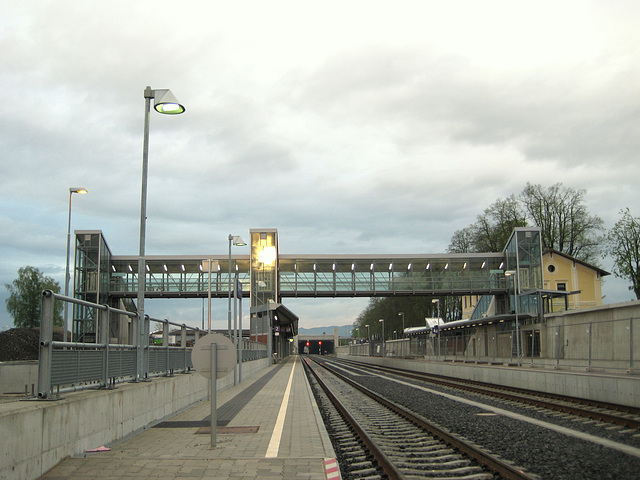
[38,290,196,399]
[347,315,640,374]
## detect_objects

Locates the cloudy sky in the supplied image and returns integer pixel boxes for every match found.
[2,1,639,331]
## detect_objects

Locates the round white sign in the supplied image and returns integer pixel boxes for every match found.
[192,333,236,379]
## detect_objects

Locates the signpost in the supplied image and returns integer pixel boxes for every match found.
[192,333,235,446]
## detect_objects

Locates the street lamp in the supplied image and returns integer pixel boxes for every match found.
[137,86,185,381]
[398,312,405,338]
[228,235,247,338]
[379,318,385,357]
[65,187,87,341]
[432,298,441,358]
[365,324,370,341]
[505,270,522,366]
[229,234,246,385]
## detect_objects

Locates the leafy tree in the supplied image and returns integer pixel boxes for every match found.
[521,183,604,262]
[605,208,640,299]
[5,266,63,328]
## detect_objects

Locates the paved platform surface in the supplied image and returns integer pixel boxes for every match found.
[42,356,339,480]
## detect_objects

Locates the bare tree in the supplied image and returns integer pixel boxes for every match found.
[448,195,527,253]
[521,183,604,262]
[606,208,640,299]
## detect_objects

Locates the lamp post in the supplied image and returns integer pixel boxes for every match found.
[137,86,185,381]
[379,318,385,357]
[398,312,405,338]
[228,234,246,385]
[505,270,522,366]
[65,187,87,342]
[201,259,219,334]
[432,298,441,358]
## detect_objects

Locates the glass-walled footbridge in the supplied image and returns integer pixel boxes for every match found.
[72,227,543,345]
[104,253,510,298]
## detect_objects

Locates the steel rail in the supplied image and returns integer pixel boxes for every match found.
[312,357,536,480]
[343,359,640,429]
[303,358,406,480]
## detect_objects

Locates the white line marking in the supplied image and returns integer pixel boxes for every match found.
[265,359,296,458]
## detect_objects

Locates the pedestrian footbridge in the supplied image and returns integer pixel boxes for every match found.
[72,227,543,345]
[105,252,510,299]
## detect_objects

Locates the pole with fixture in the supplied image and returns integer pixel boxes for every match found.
[136,86,185,381]
[505,270,522,366]
[379,318,384,357]
[432,298,440,358]
[65,187,87,342]
[228,234,246,384]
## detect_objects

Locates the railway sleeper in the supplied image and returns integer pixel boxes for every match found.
[395,459,477,469]
[347,466,379,477]
[403,465,491,477]
[342,453,368,463]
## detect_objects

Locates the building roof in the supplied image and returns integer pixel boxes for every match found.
[544,249,610,277]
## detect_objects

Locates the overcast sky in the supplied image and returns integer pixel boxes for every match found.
[2,1,639,331]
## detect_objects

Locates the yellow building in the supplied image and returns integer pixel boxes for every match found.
[462,250,610,319]
[542,249,609,311]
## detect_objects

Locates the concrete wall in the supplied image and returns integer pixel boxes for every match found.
[0,361,38,395]
[0,357,269,480]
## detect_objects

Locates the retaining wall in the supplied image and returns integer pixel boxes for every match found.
[0,361,38,395]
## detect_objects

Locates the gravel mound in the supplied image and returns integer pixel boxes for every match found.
[0,327,65,361]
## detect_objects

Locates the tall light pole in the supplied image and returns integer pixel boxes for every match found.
[65,187,87,341]
[505,270,521,366]
[398,312,405,338]
[228,235,247,339]
[432,299,440,358]
[379,318,385,357]
[365,324,370,340]
[137,86,185,381]
[228,234,246,385]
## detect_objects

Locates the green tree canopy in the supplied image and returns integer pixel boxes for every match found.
[5,266,63,328]
[605,208,640,300]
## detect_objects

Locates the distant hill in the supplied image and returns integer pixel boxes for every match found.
[298,325,353,337]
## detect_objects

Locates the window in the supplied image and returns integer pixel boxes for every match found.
[557,282,566,291]
[547,264,556,273]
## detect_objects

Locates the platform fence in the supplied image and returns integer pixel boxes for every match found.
[37,290,267,399]
[348,314,640,374]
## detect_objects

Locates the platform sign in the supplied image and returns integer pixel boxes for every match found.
[191,333,236,447]
[431,325,439,335]
[192,333,235,379]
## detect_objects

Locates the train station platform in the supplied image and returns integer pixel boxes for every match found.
[42,356,340,480]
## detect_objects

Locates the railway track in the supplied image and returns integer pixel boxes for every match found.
[303,356,536,480]
[338,358,640,431]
